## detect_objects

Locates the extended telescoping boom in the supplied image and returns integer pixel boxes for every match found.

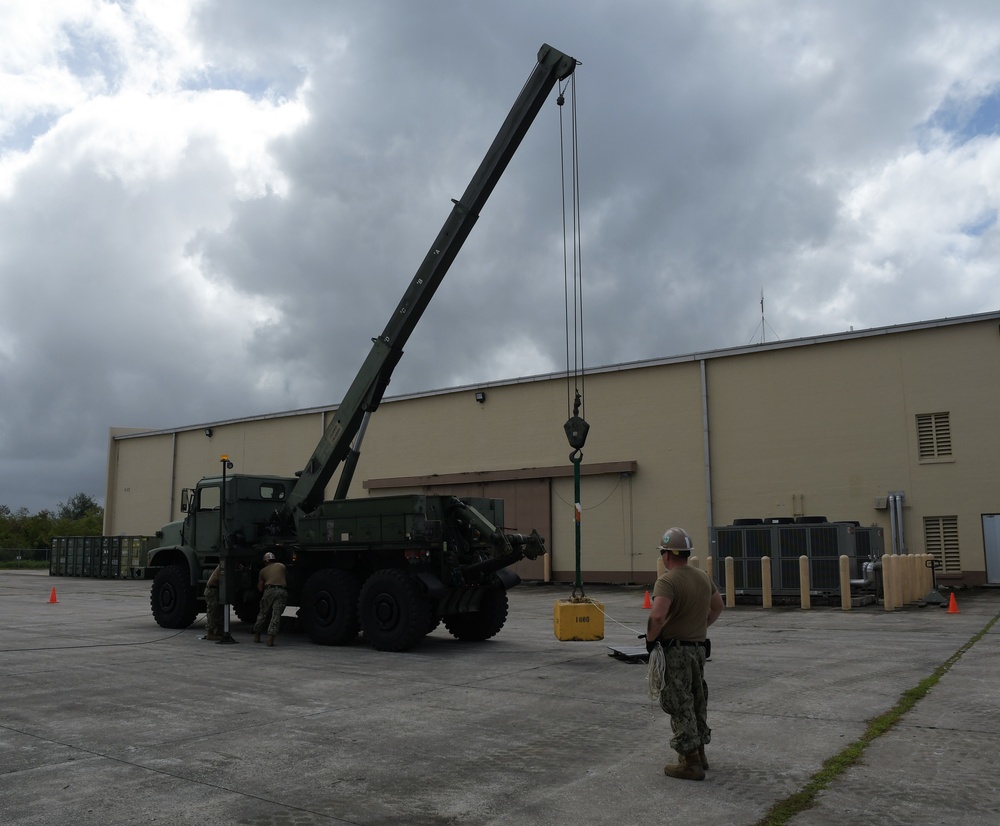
[288,43,578,519]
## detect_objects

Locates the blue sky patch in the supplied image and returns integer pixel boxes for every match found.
[961,209,997,237]
[927,87,1000,145]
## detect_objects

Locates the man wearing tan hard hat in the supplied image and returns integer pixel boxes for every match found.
[645,527,724,780]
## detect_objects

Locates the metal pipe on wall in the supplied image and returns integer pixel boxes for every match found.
[889,493,906,555]
[700,360,713,530]
[893,492,906,553]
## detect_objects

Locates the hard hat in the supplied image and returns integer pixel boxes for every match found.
[263,552,276,563]
[658,527,694,555]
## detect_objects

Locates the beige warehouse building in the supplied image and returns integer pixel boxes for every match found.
[105,310,1000,589]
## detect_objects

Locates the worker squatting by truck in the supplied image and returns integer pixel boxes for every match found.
[144,44,578,651]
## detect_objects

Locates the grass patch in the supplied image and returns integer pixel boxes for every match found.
[0,561,50,571]
[756,608,1000,826]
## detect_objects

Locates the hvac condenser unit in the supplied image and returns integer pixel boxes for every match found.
[711,520,885,598]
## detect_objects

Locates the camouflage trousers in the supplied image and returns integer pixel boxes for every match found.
[658,644,711,755]
[204,586,222,635]
[254,586,287,637]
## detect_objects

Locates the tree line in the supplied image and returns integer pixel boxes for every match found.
[0,493,104,550]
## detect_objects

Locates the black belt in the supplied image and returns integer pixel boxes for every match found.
[663,639,705,648]
[266,585,286,590]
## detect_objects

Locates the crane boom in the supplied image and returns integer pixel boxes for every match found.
[287,43,577,516]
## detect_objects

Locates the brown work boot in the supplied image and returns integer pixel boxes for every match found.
[253,632,261,643]
[266,635,275,647]
[698,746,709,770]
[664,751,705,781]
[205,633,222,641]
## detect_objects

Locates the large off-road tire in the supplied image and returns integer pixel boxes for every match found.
[150,564,198,629]
[301,569,361,645]
[443,586,509,642]
[233,593,261,625]
[359,569,431,652]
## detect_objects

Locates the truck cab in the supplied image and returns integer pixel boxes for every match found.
[148,474,296,628]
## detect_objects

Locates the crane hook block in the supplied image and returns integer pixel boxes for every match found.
[564,416,590,451]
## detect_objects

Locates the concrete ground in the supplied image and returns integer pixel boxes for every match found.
[1,570,997,826]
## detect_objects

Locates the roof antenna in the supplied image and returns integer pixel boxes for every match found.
[748,287,780,345]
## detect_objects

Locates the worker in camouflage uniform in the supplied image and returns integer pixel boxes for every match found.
[253,552,288,647]
[204,564,222,641]
[645,527,724,780]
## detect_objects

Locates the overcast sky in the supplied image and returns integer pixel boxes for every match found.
[3,0,1000,513]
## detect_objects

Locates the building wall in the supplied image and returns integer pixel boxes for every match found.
[104,313,1000,586]
[703,318,1000,585]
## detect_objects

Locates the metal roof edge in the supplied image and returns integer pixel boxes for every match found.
[113,308,1000,440]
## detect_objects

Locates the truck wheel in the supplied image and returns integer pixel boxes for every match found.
[233,594,261,625]
[443,586,509,641]
[301,569,361,645]
[359,569,431,652]
[150,564,197,629]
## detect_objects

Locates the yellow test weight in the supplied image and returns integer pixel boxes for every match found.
[553,598,605,641]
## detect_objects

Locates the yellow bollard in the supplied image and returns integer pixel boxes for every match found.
[839,555,851,611]
[902,554,912,604]
[799,555,811,609]
[705,555,714,582]
[690,555,700,569]
[892,554,905,608]
[882,553,894,611]
[725,556,736,608]
[761,556,772,609]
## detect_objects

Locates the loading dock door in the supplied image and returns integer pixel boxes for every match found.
[421,478,552,582]
[982,514,1000,584]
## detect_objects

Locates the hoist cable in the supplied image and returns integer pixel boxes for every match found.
[559,72,585,420]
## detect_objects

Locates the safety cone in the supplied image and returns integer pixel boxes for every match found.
[947,592,960,614]
[48,587,58,604]
[643,590,652,609]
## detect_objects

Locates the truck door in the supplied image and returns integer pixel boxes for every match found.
[193,484,222,553]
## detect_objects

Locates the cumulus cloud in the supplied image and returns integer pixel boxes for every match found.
[2,0,1000,510]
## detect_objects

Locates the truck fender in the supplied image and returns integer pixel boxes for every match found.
[496,568,521,591]
[412,571,446,598]
[146,545,200,586]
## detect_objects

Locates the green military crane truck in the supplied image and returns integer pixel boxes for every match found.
[146,44,577,651]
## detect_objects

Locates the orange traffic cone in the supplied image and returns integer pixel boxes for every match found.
[947,592,960,614]
[48,587,59,604]
[643,590,652,609]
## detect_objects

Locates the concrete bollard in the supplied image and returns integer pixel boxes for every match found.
[761,556,772,609]
[705,556,714,583]
[839,555,851,611]
[690,555,700,570]
[882,553,894,611]
[725,556,736,608]
[799,555,811,609]
[902,554,912,604]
